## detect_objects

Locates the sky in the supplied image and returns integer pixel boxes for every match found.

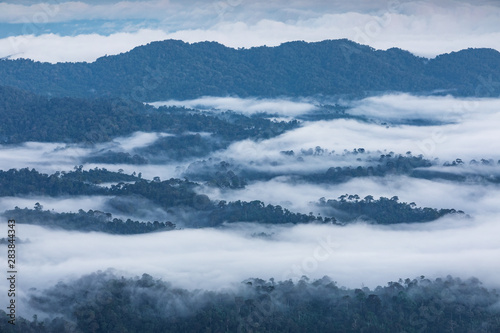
[0,0,500,62]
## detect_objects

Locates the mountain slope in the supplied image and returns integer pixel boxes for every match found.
[0,39,499,100]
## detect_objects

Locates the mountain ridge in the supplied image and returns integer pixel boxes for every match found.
[1,38,499,100]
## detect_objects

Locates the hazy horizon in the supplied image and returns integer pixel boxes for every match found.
[1,0,500,63]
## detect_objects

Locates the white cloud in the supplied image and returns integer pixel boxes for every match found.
[0,132,184,179]
[0,141,86,173]
[212,95,500,163]
[165,5,500,58]
[347,94,500,123]
[83,162,184,181]
[1,0,500,62]
[1,29,170,63]
[151,96,317,117]
[2,216,500,319]
[2,95,499,181]
[0,195,112,213]
[0,88,499,321]
[0,1,184,23]
[110,131,171,151]
[201,174,500,217]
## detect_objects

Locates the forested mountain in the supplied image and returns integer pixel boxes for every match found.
[2,36,499,332]
[0,86,298,143]
[0,168,460,229]
[1,39,499,100]
[2,272,498,333]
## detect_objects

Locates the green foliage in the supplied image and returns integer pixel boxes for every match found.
[4,207,175,234]
[184,160,248,188]
[0,168,106,196]
[412,158,500,183]
[137,133,227,161]
[318,195,464,224]
[309,153,433,183]
[0,167,139,196]
[188,153,500,189]
[208,200,325,226]
[12,272,500,333]
[0,167,462,229]
[84,151,148,165]
[109,178,200,209]
[183,152,434,186]
[1,40,499,100]
[0,86,298,144]
[0,168,328,228]
[62,166,139,184]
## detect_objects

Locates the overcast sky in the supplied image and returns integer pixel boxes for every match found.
[0,0,499,62]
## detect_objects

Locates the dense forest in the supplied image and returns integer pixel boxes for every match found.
[0,86,298,144]
[1,36,499,332]
[184,152,500,188]
[316,195,465,224]
[0,168,329,227]
[0,167,462,230]
[4,207,176,234]
[1,39,500,100]
[1,272,498,333]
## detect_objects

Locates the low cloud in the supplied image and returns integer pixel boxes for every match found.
[212,95,500,162]
[1,1,500,62]
[346,94,500,123]
[2,215,500,319]
[202,175,500,217]
[0,90,499,323]
[105,131,171,152]
[0,1,186,23]
[0,132,185,180]
[1,29,170,63]
[0,195,112,214]
[0,141,86,174]
[151,96,317,117]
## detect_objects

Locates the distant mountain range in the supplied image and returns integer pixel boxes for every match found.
[1,39,499,100]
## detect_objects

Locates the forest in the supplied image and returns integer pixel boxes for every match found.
[1,40,500,100]
[184,152,500,187]
[1,36,500,333]
[0,167,462,230]
[4,207,176,234]
[0,272,499,333]
[0,85,298,144]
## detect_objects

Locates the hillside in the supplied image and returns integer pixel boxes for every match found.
[1,39,499,100]
[0,86,298,143]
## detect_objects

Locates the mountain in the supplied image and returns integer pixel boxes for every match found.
[0,39,499,100]
[0,86,298,143]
